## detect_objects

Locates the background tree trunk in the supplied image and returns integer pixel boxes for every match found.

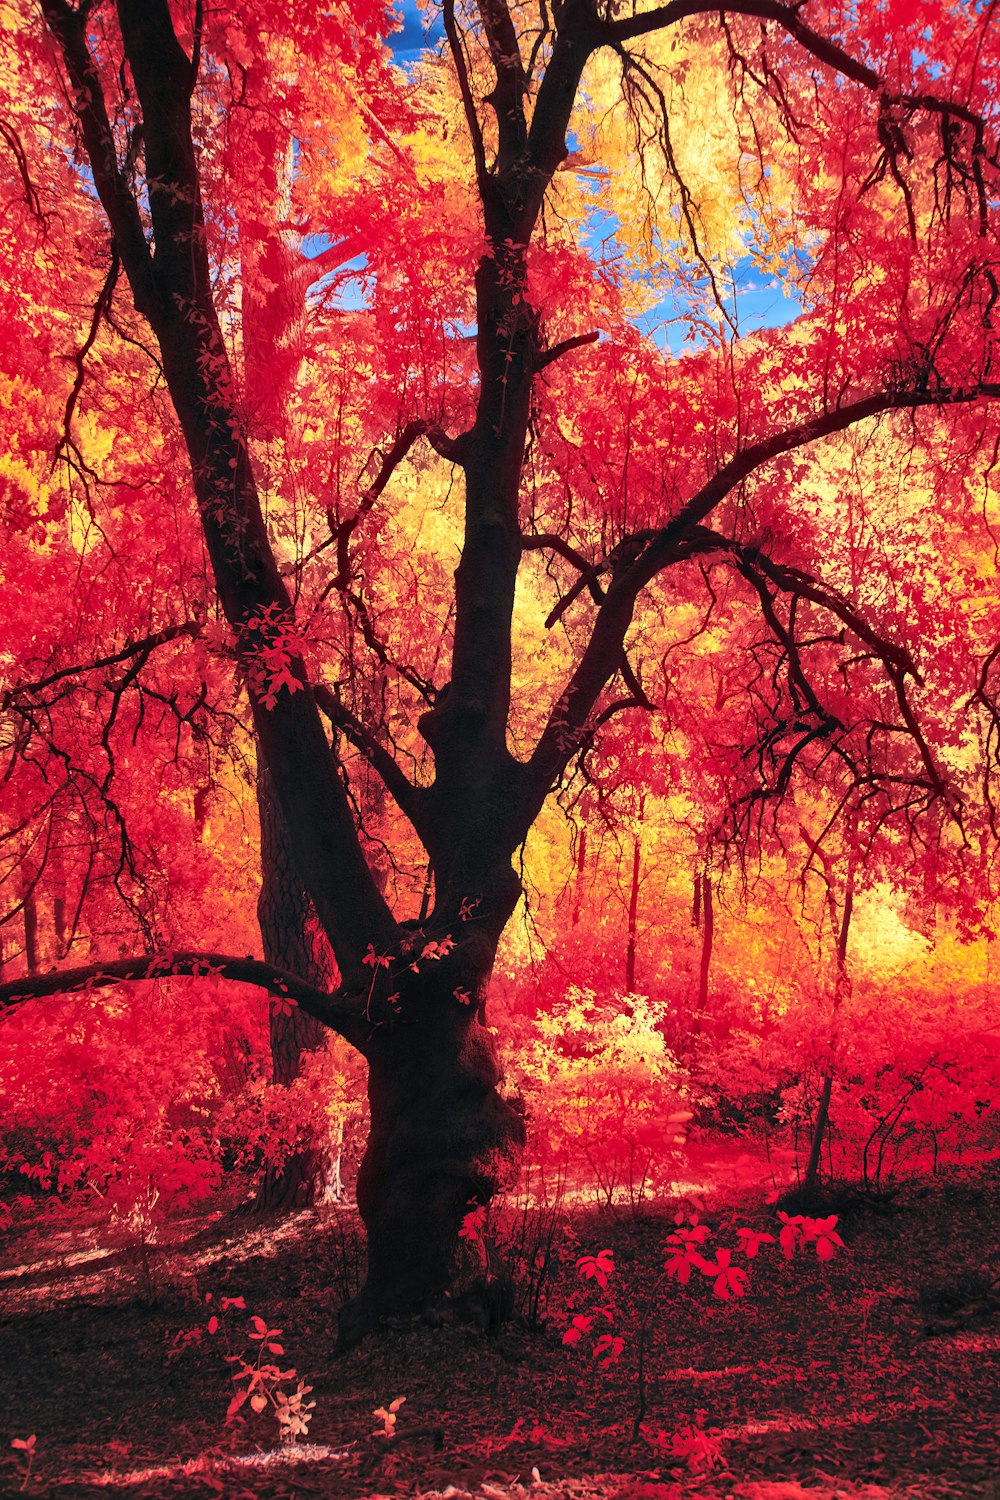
[626,834,641,992]
[688,869,714,1043]
[803,848,857,1194]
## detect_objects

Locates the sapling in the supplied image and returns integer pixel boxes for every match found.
[188,1295,316,1445]
[561,1203,844,1459]
[10,1435,36,1491]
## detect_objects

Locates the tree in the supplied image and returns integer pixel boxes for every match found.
[1,0,999,1342]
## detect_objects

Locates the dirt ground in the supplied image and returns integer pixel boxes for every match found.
[1,1157,999,1500]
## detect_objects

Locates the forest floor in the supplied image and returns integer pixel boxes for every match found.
[1,1150,999,1500]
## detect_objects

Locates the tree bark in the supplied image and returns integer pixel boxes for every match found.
[339,952,525,1345]
[253,766,336,1212]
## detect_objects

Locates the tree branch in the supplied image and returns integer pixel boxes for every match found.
[523,382,1000,812]
[443,0,487,184]
[0,117,49,231]
[632,386,1000,589]
[290,234,368,299]
[0,951,368,1048]
[3,622,202,706]
[57,249,120,464]
[520,532,609,616]
[334,420,467,591]
[313,683,423,829]
[604,2,881,91]
[731,543,921,685]
[40,0,158,320]
[602,0,996,242]
[535,330,600,370]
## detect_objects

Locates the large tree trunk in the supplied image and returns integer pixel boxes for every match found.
[338,948,525,1344]
[253,767,336,1212]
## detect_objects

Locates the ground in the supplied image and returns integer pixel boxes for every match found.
[1,1151,998,1499]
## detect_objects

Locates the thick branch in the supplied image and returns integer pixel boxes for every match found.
[520,533,594,573]
[604,2,881,91]
[434,3,603,776]
[523,0,604,217]
[635,386,1000,586]
[477,0,529,169]
[520,533,608,616]
[525,383,1000,807]
[535,330,600,370]
[40,0,158,319]
[0,951,368,1048]
[525,567,645,802]
[292,234,367,298]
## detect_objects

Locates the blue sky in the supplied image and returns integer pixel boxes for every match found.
[389,0,444,63]
[639,257,804,354]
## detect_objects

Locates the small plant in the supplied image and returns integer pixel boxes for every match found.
[372,1396,406,1439]
[641,1412,725,1473]
[11,1435,36,1490]
[662,1207,843,1301]
[561,1247,625,1368]
[187,1295,316,1445]
[563,1200,845,1431]
[224,1312,315,1444]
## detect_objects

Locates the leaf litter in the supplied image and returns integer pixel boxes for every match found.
[1,1161,999,1499]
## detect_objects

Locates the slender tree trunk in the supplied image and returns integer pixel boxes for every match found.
[689,870,714,1039]
[803,1073,834,1195]
[803,852,856,1194]
[22,886,39,976]
[626,835,641,992]
[50,839,68,957]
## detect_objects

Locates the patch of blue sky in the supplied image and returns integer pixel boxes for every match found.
[573,186,806,354]
[307,6,807,347]
[389,0,445,67]
[637,254,806,355]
